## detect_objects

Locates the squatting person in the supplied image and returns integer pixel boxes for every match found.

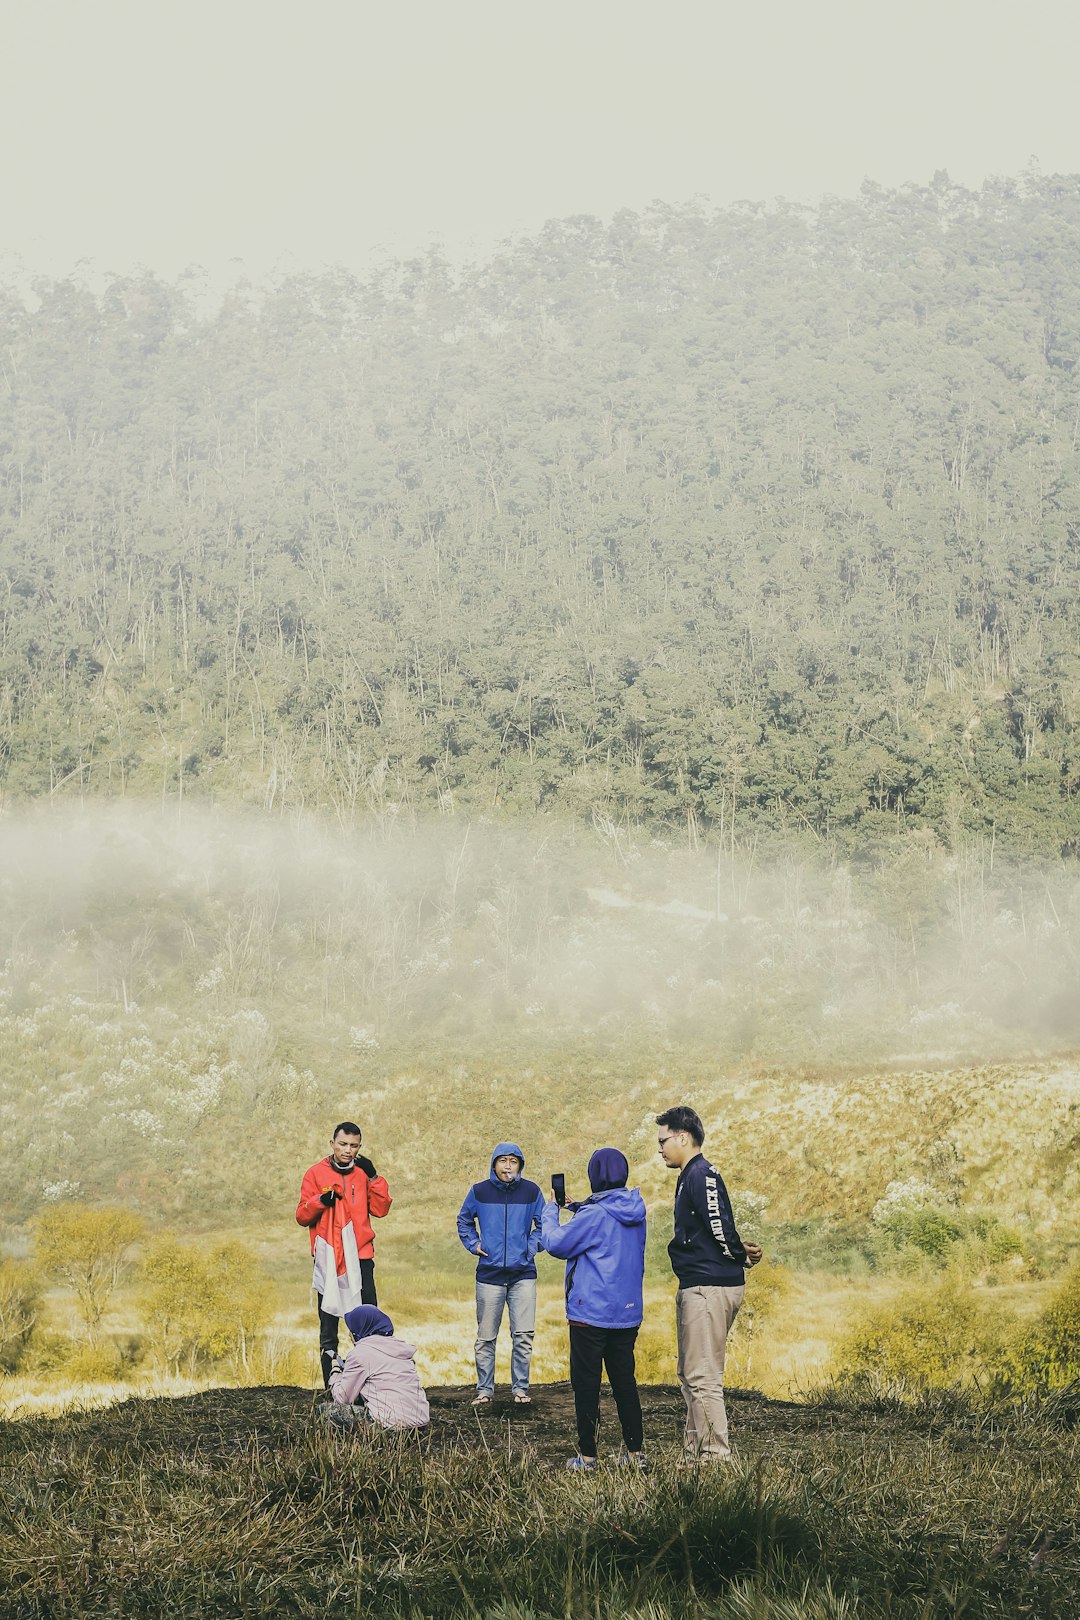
[541,1147,648,1472]
[327,1305,430,1431]
[456,1141,545,1405]
[296,1120,392,1388]
[656,1104,762,1462]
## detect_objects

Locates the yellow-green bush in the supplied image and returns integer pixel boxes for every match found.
[867,1179,1029,1276]
[0,1258,40,1371]
[139,1234,276,1379]
[727,1260,792,1384]
[995,1261,1080,1395]
[833,1273,997,1393]
[251,1339,320,1387]
[632,1321,678,1383]
[64,1341,127,1383]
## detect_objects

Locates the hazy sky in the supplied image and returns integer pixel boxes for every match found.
[5,0,1080,284]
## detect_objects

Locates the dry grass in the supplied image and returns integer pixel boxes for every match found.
[0,1381,1076,1619]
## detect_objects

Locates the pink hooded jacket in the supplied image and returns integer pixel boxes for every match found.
[329,1334,430,1430]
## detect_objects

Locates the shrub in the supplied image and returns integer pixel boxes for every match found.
[900,1208,965,1261]
[965,1214,1025,1270]
[631,1321,677,1383]
[728,1259,792,1383]
[730,1188,768,1244]
[139,1235,276,1378]
[251,1336,317,1387]
[869,1179,1026,1273]
[20,1329,68,1374]
[996,1262,1080,1396]
[64,1341,126,1383]
[0,1258,40,1371]
[832,1273,996,1393]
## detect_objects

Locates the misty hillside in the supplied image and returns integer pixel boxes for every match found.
[3,809,1078,1228]
[2,172,1080,852]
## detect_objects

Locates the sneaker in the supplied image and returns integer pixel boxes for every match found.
[565,1455,598,1473]
[471,1393,492,1406]
[616,1451,650,1473]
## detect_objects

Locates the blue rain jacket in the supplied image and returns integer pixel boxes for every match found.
[456,1142,546,1285]
[541,1187,646,1329]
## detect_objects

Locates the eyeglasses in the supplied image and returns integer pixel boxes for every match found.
[657,1134,677,1147]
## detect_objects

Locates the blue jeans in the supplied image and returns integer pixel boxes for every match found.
[474,1277,537,1396]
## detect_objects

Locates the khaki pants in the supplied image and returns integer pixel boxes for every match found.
[675,1283,744,1459]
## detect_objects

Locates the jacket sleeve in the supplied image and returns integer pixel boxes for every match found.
[541,1200,600,1259]
[295,1165,327,1229]
[329,1343,372,1406]
[365,1173,392,1219]
[527,1188,545,1259]
[456,1189,482,1254]
[690,1162,746,1263]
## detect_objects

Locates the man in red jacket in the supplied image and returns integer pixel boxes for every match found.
[296,1120,392,1387]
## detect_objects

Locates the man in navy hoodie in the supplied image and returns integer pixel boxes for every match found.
[542,1147,648,1471]
[657,1105,762,1461]
[457,1141,546,1404]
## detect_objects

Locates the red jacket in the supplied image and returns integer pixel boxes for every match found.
[296,1158,392,1261]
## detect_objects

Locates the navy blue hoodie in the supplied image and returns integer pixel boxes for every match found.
[456,1142,545,1285]
[668,1153,747,1287]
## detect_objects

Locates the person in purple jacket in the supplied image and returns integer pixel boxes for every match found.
[327,1305,430,1431]
[542,1148,647,1472]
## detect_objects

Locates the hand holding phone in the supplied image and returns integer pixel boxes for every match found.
[551,1173,566,1207]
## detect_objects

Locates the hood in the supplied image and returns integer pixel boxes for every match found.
[489,1141,525,1184]
[344,1305,394,1341]
[588,1148,629,1192]
[362,1335,417,1363]
[590,1187,647,1227]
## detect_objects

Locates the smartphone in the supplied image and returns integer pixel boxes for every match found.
[551,1173,566,1207]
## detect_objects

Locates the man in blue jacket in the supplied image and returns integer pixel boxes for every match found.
[542,1148,647,1471]
[657,1105,762,1461]
[457,1142,546,1405]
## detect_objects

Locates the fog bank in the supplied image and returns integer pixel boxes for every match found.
[2,804,1077,1059]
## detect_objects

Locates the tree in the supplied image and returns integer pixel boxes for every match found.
[1,178,1079,852]
[139,1236,275,1379]
[0,1259,40,1371]
[33,1204,144,1346]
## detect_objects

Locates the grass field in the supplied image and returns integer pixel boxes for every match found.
[0,1381,1076,1619]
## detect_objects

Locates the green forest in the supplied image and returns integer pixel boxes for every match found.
[2,170,1079,854]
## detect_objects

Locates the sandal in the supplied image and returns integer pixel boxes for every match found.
[513,1393,532,1405]
[471,1393,492,1406]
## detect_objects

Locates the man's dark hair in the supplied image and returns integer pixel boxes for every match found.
[656,1106,704,1145]
[333,1121,362,1138]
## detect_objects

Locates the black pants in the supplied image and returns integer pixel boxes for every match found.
[569,1322,643,1457]
[317,1258,377,1387]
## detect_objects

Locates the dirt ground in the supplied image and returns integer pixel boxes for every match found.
[37,1380,918,1471]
